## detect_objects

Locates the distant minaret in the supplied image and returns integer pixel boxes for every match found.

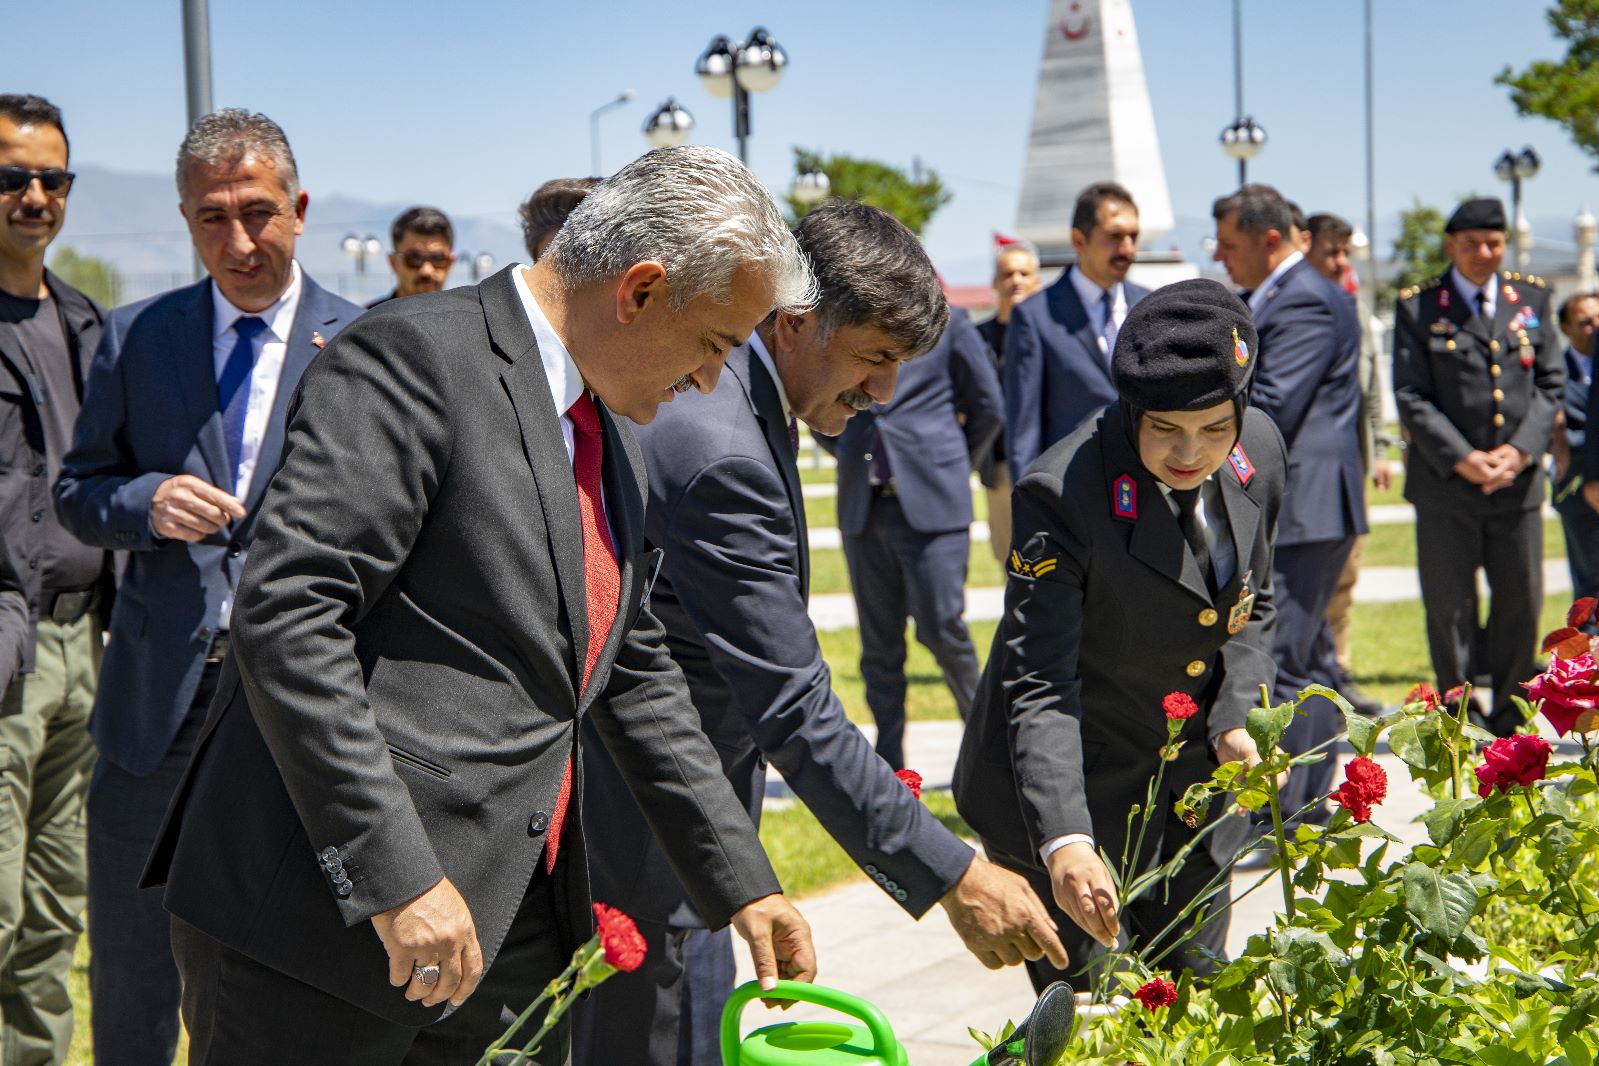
[1016,0,1174,258]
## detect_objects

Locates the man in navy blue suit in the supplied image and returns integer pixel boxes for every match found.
[1004,182,1151,476]
[573,199,1062,1066]
[54,109,362,1066]
[1213,184,1365,826]
[822,307,1003,771]
[1558,292,1599,600]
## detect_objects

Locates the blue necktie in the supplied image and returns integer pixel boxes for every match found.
[219,316,266,490]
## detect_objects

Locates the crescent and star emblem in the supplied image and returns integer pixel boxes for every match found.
[1061,1,1092,40]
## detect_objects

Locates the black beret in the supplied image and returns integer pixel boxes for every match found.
[1445,197,1507,234]
[1112,278,1257,412]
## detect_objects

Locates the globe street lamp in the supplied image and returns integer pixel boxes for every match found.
[589,89,634,175]
[468,252,496,282]
[1219,116,1267,186]
[695,27,787,163]
[341,232,382,275]
[791,168,830,207]
[1494,146,1541,270]
[643,97,695,149]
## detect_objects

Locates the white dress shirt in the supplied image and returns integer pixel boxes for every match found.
[1247,250,1304,318]
[748,331,793,419]
[1067,265,1127,360]
[1450,266,1497,321]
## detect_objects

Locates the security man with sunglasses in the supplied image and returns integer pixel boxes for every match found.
[366,205,456,308]
[0,93,113,1064]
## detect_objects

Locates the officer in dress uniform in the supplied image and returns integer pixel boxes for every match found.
[954,278,1286,991]
[1393,197,1561,737]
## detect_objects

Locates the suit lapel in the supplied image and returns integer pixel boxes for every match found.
[245,278,339,513]
[1101,407,1212,604]
[1488,276,1516,341]
[1218,467,1260,587]
[1055,270,1112,386]
[743,348,811,599]
[485,268,588,699]
[169,281,231,489]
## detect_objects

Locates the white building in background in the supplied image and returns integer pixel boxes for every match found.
[1017,0,1195,287]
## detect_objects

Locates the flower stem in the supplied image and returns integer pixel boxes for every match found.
[475,946,590,1066]
[1260,685,1296,924]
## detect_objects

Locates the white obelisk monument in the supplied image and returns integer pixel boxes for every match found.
[1016,0,1177,265]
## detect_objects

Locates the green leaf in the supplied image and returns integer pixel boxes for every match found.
[1246,699,1297,756]
[1421,797,1477,847]
[1266,929,1348,1004]
[1402,862,1479,940]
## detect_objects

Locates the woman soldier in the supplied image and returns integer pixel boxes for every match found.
[953,278,1286,991]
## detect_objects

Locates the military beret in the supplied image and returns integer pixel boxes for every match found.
[1112,278,1257,412]
[1445,197,1507,234]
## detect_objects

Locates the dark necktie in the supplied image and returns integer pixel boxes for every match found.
[788,415,800,457]
[1171,485,1217,595]
[1100,288,1119,358]
[218,316,266,490]
[869,422,893,485]
[1477,289,1493,331]
[545,393,620,872]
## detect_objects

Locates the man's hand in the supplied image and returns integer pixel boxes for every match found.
[371,877,484,1008]
[1213,727,1287,789]
[151,474,246,542]
[1452,450,1499,486]
[1372,457,1394,493]
[1044,842,1119,948]
[1480,444,1527,495]
[938,855,1067,970]
[730,894,816,993]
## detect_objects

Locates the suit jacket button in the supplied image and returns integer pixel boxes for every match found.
[529,811,550,834]
[864,864,878,876]
[228,542,243,558]
[1492,389,1504,402]
[1186,660,1205,677]
[334,881,353,898]
[874,872,887,885]
[320,846,339,863]
[1489,340,1500,352]
[1491,363,1502,377]
[1197,609,1218,627]
[1445,340,1456,351]
[885,880,898,892]
[894,889,908,903]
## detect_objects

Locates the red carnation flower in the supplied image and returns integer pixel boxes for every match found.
[1474,735,1553,798]
[1330,755,1387,823]
[1522,653,1599,735]
[1161,692,1199,720]
[1405,683,1441,711]
[1133,977,1178,1010]
[1570,597,1597,628]
[592,902,647,973]
[1443,685,1467,707]
[895,768,923,799]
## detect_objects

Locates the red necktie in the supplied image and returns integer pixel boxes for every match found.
[545,392,620,872]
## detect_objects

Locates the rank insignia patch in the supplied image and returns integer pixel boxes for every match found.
[1439,288,1451,308]
[1227,444,1254,486]
[1233,327,1250,367]
[1504,284,1520,304]
[1009,547,1058,580]
[1112,474,1137,519]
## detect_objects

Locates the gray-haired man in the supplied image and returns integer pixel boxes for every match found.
[54,108,364,1065]
[140,145,818,1065]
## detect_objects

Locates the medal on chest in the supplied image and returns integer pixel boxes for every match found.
[1519,329,1534,369]
[1228,570,1256,635]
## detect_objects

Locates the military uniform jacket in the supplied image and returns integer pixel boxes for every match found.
[1393,271,1562,514]
[953,405,1285,869]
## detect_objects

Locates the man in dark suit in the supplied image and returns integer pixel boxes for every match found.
[573,200,1065,1066]
[1555,292,1599,600]
[52,109,363,1066]
[1393,197,1562,737]
[1212,185,1365,823]
[976,240,1043,564]
[820,307,1003,770]
[1005,181,1152,476]
[0,93,112,1064]
[137,145,818,1065]
[365,206,456,309]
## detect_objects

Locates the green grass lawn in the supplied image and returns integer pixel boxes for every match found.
[808,539,1005,599]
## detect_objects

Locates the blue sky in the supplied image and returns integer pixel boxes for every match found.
[11,0,1594,283]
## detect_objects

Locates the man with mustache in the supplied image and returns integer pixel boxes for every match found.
[1004,182,1150,477]
[0,92,113,1066]
[574,199,1061,1066]
[53,108,365,1066]
[366,206,457,308]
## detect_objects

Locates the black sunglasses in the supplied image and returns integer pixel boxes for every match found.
[400,250,451,269]
[0,167,75,197]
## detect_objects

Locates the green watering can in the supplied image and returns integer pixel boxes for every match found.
[720,979,1076,1066]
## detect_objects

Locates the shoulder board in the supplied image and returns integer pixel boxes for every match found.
[1402,276,1442,302]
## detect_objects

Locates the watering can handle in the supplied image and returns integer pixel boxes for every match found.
[719,980,904,1065]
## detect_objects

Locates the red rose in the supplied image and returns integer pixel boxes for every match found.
[895,768,923,799]
[1474,735,1553,797]
[1521,653,1599,735]
[1405,683,1441,711]
[1161,692,1199,720]
[592,902,647,973]
[1133,977,1178,1010]
[1570,597,1597,628]
[1330,755,1387,823]
[1443,685,1467,707]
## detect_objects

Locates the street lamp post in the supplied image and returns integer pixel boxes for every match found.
[589,89,635,176]
[695,28,787,164]
[1577,206,1597,292]
[1494,146,1541,271]
[468,252,496,282]
[1217,0,1265,185]
[642,98,695,149]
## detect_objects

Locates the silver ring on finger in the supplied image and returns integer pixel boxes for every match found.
[412,963,441,987]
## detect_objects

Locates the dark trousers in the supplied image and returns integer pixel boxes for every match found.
[1416,505,1542,736]
[1273,537,1357,826]
[87,660,216,1066]
[173,863,572,1065]
[842,493,979,770]
[989,803,1231,994]
[569,923,733,1066]
[1555,483,1599,603]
